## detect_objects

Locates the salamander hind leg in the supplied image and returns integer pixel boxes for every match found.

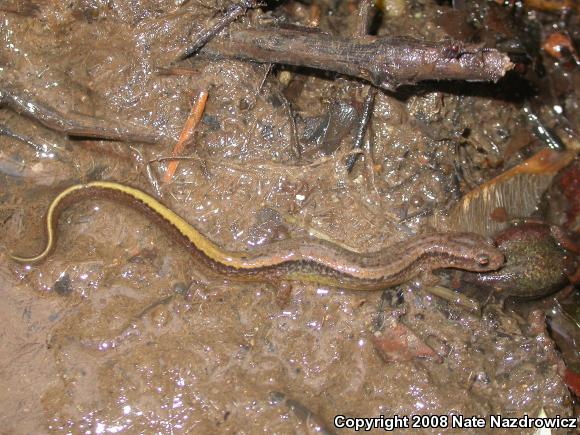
[274,280,293,308]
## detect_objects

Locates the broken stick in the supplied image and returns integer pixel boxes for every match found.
[0,86,161,143]
[202,28,513,89]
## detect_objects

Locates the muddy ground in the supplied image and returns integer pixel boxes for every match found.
[0,0,578,433]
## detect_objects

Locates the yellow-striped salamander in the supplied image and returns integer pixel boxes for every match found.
[10,181,505,290]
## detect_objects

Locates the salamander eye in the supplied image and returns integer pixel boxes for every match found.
[476,254,490,266]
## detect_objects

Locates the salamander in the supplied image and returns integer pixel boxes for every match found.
[10,181,505,290]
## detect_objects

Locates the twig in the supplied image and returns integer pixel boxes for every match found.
[270,392,336,435]
[0,2,40,17]
[346,0,377,172]
[257,63,272,94]
[427,285,481,313]
[0,123,65,156]
[177,0,260,60]
[0,86,161,143]
[346,88,376,172]
[149,146,356,177]
[356,0,374,36]
[270,87,301,158]
[522,103,566,151]
[162,89,208,183]
[202,28,513,89]
[156,66,200,76]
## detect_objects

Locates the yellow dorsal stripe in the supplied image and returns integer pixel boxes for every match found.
[9,183,80,263]
[11,181,249,267]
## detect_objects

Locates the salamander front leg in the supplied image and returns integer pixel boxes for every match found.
[419,271,440,288]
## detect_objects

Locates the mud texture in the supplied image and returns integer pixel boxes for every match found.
[0,0,577,433]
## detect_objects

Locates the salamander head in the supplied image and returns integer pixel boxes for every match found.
[435,232,505,272]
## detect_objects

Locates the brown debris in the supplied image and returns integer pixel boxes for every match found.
[0,0,40,16]
[524,0,578,13]
[178,0,260,60]
[564,368,580,396]
[0,86,161,144]
[432,149,576,236]
[163,89,208,183]
[202,28,513,89]
[560,158,580,233]
[543,32,579,63]
[372,322,441,363]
